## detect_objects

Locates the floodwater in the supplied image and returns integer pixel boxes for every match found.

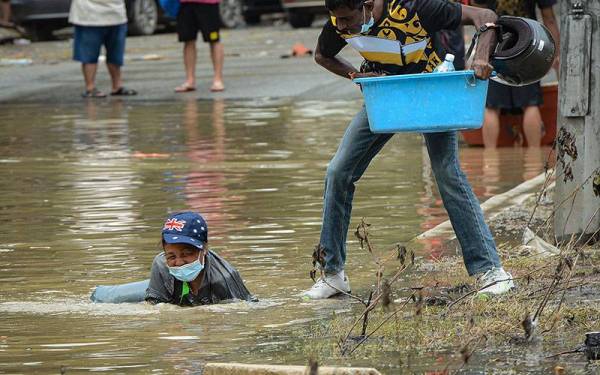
[0,99,557,373]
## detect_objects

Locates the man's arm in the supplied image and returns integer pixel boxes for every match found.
[541,6,560,75]
[314,40,359,80]
[314,21,382,80]
[145,255,173,304]
[460,5,498,79]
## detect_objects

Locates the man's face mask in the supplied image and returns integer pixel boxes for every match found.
[168,254,204,282]
[360,5,374,34]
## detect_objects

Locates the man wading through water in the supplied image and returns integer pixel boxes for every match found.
[304,0,515,299]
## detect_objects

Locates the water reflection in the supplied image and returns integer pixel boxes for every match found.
[70,101,139,234]
[0,100,556,373]
[464,146,552,199]
[183,99,239,240]
[416,143,553,260]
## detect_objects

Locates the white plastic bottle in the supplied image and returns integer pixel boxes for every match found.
[434,54,456,73]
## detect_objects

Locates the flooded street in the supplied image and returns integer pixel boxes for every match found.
[0,99,556,373]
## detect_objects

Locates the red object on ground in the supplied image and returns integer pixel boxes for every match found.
[461,83,558,147]
[292,42,312,56]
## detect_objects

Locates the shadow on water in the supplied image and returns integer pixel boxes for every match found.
[0,99,558,373]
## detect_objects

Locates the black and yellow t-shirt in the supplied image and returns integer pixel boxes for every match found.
[317,0,462,75]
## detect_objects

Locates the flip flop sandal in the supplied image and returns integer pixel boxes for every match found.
[82,88,107,98]
[175,84,196,93]
[0,22,26,34]
[111,87,137,96]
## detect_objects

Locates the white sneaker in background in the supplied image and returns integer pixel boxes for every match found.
[476,267,515,296]
[303,270,351,299]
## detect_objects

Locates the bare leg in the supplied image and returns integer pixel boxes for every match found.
[522,105,543,147]
[106,63,122,92]
[482,108,501,148]
[82,63,99,92]
[0,1,11,26]
[175,41,197,92]
[209,41,224,91]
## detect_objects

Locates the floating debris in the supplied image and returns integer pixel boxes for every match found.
[0,58,32,66]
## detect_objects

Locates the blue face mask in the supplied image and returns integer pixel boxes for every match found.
[360,6,374,34]
[168,255,204,282]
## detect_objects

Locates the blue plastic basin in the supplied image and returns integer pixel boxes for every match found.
[354,70,489,133]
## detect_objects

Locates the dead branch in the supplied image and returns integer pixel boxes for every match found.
[344,292,417,356]
[546,347,585,359]
[527,166,556,228]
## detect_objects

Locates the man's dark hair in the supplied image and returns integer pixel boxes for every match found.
[325,0,363,12]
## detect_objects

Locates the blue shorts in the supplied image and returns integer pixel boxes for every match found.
[73,24,127,66]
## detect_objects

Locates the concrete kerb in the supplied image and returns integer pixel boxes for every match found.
[203,363,382,375]
[416,171,554,241]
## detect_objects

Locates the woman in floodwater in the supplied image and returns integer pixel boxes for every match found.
[145,211,255,306]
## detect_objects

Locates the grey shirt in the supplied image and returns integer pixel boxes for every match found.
[69,0,127,26]
[145,250,255,306]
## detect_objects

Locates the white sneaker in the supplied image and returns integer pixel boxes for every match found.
[476,267,515,296]
[303,270,351,299]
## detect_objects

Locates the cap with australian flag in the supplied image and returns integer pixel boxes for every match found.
[162,211,208,250]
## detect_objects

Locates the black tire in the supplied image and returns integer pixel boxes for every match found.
[220,0,244,28]
[243,12,261,25]
[287,10,314,28]
[128,0,158,35]
[24,23,55,41]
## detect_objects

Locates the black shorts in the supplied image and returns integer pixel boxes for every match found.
[486,80,543,112]
[176,3,220,43]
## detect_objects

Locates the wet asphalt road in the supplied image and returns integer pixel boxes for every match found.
[0,21,364,103]
[0,9,559,105]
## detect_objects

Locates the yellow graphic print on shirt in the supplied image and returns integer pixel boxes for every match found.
[334,0,442,72]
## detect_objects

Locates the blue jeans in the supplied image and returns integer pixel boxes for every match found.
[73,24,128,66]
[319,107,501,276]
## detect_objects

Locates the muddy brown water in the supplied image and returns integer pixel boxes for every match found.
[0,99,571,373]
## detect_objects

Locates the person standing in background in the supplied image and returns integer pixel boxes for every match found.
[69,0,138,98]
[174,0,225,93]
[477,0,560,148]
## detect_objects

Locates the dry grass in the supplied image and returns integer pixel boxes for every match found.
[302,236,600,367]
